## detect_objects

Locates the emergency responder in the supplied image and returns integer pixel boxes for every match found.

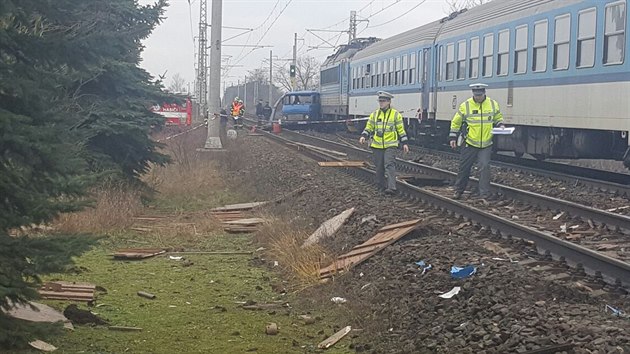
[255,99,264,125]
[230,97,242,117]
[359,91,409,195]
[255,99,264,117]
[263,101,272,120]
[449,83,504,199]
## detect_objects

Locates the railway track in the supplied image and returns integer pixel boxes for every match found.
[330,130,630,197]
[243,119,630,289]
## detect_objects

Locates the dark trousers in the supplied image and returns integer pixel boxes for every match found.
[454,144,492,195]
[373,147,397,191]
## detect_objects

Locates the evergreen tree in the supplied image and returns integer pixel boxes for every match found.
[0,0,171,348]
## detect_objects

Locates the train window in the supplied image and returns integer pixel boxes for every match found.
[514,25,528,74]
[368,63,374,88]
[360,65,365,89]
[395,56,401,85]
[577,8,596,68]
[469,37,479,79]
[446,43,455,81]
[409,52,416,85]
[375,61,380,87]
[533,20,548,72]
[497,30,510,76]
[482,34,494,77]
[382,60,387,87]
[402,55,408,85]
[457,40,466,80]
[553,14,571,70]
[351,67,355,90]
[439,45,444,81]
[389,58,394,86]
[604,1,625,65]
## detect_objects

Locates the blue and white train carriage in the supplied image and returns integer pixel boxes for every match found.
[342,0,630,165]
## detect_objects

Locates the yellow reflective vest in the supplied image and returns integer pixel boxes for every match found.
[362,108,408,149]
[449,97,503,148]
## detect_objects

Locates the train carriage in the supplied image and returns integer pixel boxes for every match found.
[338,0,630,167]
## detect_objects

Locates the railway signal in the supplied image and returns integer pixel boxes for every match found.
[289,64,296,78]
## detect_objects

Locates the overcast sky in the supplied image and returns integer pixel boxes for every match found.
[139,0,455,91]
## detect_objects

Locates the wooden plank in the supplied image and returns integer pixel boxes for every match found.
[39,291,94,301]
[210,202,268,212]
[113,248,166,259]
[319,219,422,278]
[318,326,352,349]
[221,218,266,226]
[302,208,355,247]
[318,161,365,167]
[378,219,422,232]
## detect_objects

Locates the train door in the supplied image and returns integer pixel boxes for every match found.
[420,48,431,118]
[340,61,349,119]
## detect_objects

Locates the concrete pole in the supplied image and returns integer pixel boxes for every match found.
[292,32,297,91]
[269,50,273,104]
[204,0,223,149]
[243,75,247,112]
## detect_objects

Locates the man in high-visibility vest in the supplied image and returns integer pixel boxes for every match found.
[359,91,409,195]
[449,83,504,199]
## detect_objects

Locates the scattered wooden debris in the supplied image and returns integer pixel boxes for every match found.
[318,161,365,167]
[222,218,266,233]
[39,281,96,302]
[211,210,248,222]
[302,208,355,247]
[108,326,143,332]
[319,219,422,279]
[318,326,352,349]
[210,202,268,212]
[29,340,57,352]
[137,291,156,299]
[113,248,166,260]
[241,303,287,311]
[166,251,253,255]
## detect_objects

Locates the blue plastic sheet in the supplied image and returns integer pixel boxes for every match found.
[450,265,477,279]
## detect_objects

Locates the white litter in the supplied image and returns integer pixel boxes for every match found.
[273,261,279,267]
[560,224,567,233]
[553,212,564,220]
[330,297,347,304]
[438,286,462,299]
[169,256,183,260]
[360,283,371,290]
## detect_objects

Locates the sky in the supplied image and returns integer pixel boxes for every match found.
[139,0,456,91]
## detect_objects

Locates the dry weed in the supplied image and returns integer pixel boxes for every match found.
[255,217,331,291]
[52,184,143,234]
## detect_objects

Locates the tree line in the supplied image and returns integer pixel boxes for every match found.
[0,0,172,347]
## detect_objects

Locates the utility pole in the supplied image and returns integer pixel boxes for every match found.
[269,50,273,105]
[197,0,208,111]
[349,10,357,43]
[292,32,297,91]
[204,0,223,149]
[244,75,247,111]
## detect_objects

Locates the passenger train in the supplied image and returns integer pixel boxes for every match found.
[317,0,630,167]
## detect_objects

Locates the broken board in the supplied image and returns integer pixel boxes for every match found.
[210,202,267,212]
[318,326,352,349]
[302,208,355,247]
[39,281,96,302]
[4,300,74,330]
[113,248,166,260]
[318,161,365,167]
[319,219,422,279]
[222,218,266,233]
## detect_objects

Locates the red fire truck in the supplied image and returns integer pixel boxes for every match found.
[150,98,192,127]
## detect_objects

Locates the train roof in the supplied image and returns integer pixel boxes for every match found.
[352,0,587,62]
[322,37,380,67]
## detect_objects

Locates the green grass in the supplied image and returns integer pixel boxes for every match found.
[8,232,355,354]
